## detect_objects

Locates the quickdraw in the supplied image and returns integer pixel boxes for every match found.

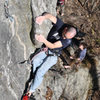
[4,0,14,22]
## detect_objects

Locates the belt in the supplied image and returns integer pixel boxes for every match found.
[46,50,57,56]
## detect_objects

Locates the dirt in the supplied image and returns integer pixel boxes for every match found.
[59,0,100,56]
[57,0,100,100]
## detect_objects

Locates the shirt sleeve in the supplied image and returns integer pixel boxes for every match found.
[79,49,87,61]
[60,39,71,48]
[54,17,64,31]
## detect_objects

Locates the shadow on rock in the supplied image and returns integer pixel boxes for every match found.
[85,54,99,99]
[21,66,36,100]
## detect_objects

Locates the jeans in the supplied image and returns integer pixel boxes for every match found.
[29,50,57,92]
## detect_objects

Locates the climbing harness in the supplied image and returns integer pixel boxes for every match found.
[19,48,42,64]
[19,47,56,65]
[31,49,57,69]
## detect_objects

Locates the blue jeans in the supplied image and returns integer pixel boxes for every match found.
[29,50,57,92]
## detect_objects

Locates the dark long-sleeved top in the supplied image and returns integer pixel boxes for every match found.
[79,48,87,61]
[47,17,72,54]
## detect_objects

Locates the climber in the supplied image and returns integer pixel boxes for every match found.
[26,12,77,97]
[64,42,87,71]
[56,0,65,16]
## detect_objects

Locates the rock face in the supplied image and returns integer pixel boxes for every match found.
[31,0,57,47]
[0,0,100,100]
[0,0,57,100]
[0,0,33,100]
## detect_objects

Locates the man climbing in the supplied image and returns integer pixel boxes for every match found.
[64,42,87,71]
[26,12,77,96]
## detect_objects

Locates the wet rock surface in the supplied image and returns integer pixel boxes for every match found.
[0,0,100,100]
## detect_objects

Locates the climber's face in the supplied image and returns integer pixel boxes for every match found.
[79,45,84,50]
[65,32,76,39]
[63,27,76,39]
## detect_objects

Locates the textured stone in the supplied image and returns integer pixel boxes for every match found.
[31,0,57,47]
[0,0,100,100]
[0,0,33,100]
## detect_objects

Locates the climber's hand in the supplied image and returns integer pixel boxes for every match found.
[70,56,73,59]
[64,65,71,69]
[43,47,48,52]
[26,91,32,97]
[35,34,46,43]
[36,16,45,25]
[77,58,81,61]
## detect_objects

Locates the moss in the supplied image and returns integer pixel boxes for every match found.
[91,29,95,35]
[0,73,2,78]
[96,39,100,44]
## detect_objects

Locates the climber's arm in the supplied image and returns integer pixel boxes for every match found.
[35,34,62,49]
[36,13,57,25]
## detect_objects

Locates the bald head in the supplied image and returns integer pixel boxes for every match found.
[65,27,76,39]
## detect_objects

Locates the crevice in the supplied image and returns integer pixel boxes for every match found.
[30,0,36,45]
[85,54,99,99]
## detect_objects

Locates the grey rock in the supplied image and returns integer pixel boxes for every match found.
[0,0,100,100]
[31,0,57,47]
[0,0,33,100]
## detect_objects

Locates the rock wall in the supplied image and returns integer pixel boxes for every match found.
[0,0,33,100]
[0,0,100,100]
[0,0,57,100]
[31,0,57,47]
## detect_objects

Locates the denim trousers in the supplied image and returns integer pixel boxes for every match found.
[29,50,57,92]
